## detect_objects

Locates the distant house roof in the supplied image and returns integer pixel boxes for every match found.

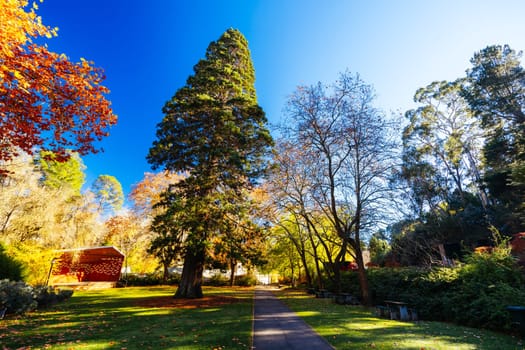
[50,246,124,285]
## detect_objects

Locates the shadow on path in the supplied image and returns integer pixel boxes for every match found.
[252,286,334,350]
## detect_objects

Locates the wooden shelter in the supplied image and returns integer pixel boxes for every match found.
[48,246,124,290]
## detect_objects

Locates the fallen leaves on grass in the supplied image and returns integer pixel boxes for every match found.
[132,295,240,309]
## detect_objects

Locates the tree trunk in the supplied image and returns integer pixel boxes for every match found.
[162,261,170,284]
[298,241,313,288]
[229,258,236,287]
[174,247,204,298]
[332,241,347,294]
[354,246,371,306]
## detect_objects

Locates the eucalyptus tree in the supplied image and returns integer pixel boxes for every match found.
[402,80,485,212]
[148,29,273,298]
[399,80,492,251]
[281,71,397,305]
[464,44,525,231]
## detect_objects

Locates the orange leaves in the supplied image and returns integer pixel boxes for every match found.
[0,0,116,163]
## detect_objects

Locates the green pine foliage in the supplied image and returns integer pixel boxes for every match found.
[148,28,273,186]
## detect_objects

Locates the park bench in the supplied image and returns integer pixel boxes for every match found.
[507,305,525,336]
[376,300,418,321]
[333,292,359,305]
[315,289,333,298]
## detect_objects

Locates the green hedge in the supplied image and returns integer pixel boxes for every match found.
[337,248,525,331]
[119,272,181,286]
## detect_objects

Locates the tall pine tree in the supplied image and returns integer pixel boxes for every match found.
[148,29,273,298]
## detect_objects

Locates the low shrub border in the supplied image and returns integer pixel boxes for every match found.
[333,247,525,332]
[0,279,74,317]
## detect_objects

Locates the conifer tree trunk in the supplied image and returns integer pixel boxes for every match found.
[175,247,205,298]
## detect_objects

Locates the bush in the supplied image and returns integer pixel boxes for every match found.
[339,247,525,332]
[235,274,257,286]
[119,272,181,286]
[0,280,75,317]
[0,245,24,281]
[446,247,525,330]
[33,286,74,308]
[206,273,229,286]
[0,279,37,316]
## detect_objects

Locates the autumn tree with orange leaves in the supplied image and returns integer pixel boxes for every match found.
[0,0,116,166]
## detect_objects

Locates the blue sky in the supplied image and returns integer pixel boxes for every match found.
[37,0,525,197]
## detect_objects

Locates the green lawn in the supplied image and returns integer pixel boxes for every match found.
[277,288,525,350]
[3,286,525,350]
[0,286,253,350]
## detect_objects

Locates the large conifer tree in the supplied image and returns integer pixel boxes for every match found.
[148,29,273,298]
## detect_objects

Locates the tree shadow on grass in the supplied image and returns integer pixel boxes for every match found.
[1,286,253,350]
[277,289,524,350]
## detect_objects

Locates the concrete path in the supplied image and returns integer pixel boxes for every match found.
[252,286,334,350]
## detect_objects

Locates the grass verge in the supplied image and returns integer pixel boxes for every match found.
[1,286,253,350]
[276,288,525,350]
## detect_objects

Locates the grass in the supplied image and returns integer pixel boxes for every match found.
[0,286,253,350]
[4,285,525,350]
[276,288,525,350]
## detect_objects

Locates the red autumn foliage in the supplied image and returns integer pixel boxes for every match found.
[0,0,116,164]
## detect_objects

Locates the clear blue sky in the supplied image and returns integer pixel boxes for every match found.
[37,0,525,197]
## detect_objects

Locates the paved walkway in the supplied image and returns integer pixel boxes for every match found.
[252,286,334,350]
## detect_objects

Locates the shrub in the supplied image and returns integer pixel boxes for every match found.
[0,279,37,316]
[340,246,525,332]
[446,247,525,330]
[206,273,229,286]
[0,280,74,318]
[235,274,257,286]
[33,286,74,308]
[0,245,24,281]
[119,272,181,286]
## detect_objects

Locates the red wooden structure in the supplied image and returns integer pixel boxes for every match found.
[49,246,124,289]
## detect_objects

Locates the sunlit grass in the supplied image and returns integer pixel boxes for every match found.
[1,286,253,350]
[276,288,525,350]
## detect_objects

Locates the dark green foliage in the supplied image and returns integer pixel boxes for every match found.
[0,279,37,315]
[389,191,492,266]
[448,248,525,329]
[33,286,74,308]
[0,244,24,281]
[148,190,185,282]
[119,272,181,286]
[147,28,273,186]
[338,248,525,331]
